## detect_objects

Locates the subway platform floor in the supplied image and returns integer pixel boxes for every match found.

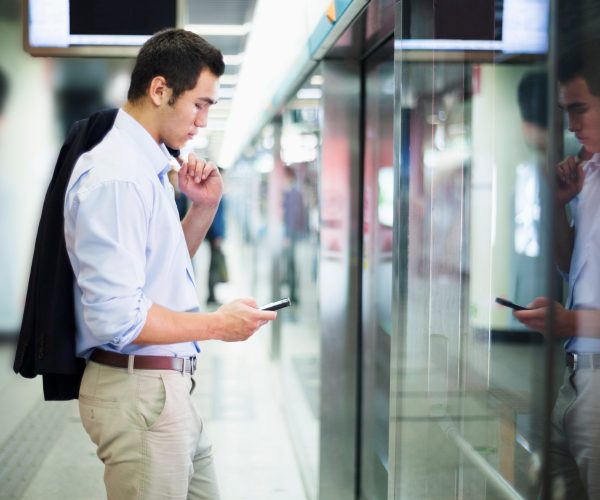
[0,237,307,500]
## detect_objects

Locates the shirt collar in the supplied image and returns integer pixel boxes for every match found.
[115,108,173,177]
[587,153,600,170]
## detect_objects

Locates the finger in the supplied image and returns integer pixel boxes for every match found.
[528,296,551,308]
[514,314,545,332]
[557,164,569,184]
[178,162,188,178]
[238,297,258,308]
[201,161,219,180]
[192,158,207,184]
[187,154,199,179]
[576,162,585,182]
[187,152,198,165]
[567,159,581,181]
[257,310,277,321]
[178,163,189,187]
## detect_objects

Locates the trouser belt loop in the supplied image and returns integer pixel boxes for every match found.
[128,354,135,374]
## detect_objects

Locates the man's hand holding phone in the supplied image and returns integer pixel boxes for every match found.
[214,298,276,342]
[506,296,576,337]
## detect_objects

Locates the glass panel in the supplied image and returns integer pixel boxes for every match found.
[227,70,322,500]
[542,3,600,499]
[279,70,322,500]
[390,1,554,498]
[361,39,394,500]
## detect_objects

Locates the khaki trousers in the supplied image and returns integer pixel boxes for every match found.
[79,360,220,500]
[550,367,600,500]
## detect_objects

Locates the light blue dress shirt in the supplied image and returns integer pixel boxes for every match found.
[564,154,600,353]
[64,109,200,359]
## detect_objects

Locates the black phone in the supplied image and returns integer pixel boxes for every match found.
[259,298,291,311]
[495,297,529,311]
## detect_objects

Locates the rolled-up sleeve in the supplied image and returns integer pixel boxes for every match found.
[69,180,152,348]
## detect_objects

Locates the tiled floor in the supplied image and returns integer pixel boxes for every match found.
[0,232,307,500]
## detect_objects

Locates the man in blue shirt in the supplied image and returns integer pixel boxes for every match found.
[64,29,276,499]
[515,41,600,498]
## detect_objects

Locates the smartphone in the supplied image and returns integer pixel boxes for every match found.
[259,298,291,311]
[495,297,529,311]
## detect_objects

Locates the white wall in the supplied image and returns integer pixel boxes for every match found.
[0,20,59,332]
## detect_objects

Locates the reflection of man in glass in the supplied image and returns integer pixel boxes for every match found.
[514,41,600,498]
[511,73,546,316]
[282,167,305,304]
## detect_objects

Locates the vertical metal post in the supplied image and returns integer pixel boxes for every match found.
[318,59,362,500]
[269,116,284,360]
[542,1,559,498]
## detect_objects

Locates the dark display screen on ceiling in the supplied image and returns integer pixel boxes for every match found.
[25,0,177,56]
[69,0,175,37]
[397,0,548,54]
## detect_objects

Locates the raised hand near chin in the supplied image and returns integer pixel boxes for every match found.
[556,155,585,206]
[178,152,223,209]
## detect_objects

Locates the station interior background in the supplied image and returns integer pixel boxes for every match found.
[1,0,599,499]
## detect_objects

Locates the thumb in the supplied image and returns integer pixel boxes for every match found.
[528,296,551,309]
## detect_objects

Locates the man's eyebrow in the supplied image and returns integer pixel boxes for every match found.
[559,101,587,111]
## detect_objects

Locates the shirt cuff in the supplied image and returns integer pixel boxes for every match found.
[107,295,153,350]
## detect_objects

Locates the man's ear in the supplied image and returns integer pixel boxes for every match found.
[148,76,169,107]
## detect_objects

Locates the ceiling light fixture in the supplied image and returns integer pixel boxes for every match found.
[219,75,239,85]
[184,23,252,36]
[310,75,323,85]
[223,53,245,66]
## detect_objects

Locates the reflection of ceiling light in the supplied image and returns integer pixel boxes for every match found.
[219,87,236,99]
[219,75,239,85]
[310,75,323,85]
[378,167,394,228]
[105,71,130,106]
[281,132,318,164]
[255,154,274,173]
[223,53,245,66]
[296,88,322,100]
[262,135,274,150]
[184,23,252,36]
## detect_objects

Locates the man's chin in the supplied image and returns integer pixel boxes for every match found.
[165,140,186,151]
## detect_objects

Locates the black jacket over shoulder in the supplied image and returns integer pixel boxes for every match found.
[13,108,119,401]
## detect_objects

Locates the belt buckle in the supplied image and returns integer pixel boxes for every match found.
[181,357,197,375]
[571,353,578,371]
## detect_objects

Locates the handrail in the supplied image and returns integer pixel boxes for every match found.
[437,415,525,500]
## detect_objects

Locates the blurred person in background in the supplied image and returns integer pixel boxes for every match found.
[62,29,276,499]
[282,166,306,304]
[206,195,227,306]
[0,66,8,126]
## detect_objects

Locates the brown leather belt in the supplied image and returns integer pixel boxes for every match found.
[566,352,600,371]
[90,349,197,375]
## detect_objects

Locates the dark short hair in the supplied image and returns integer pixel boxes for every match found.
[517,72,547,128]
[558,39,600,97]
[0,67,9,114]
[127,28,225,103]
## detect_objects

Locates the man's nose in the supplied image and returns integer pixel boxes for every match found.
[194,111,207,128]
[568,113,580,132]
